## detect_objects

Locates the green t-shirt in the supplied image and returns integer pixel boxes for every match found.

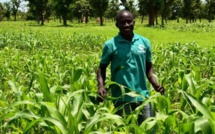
[100,33,152,102]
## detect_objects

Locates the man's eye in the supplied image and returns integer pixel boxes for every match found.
[120,21,132,24]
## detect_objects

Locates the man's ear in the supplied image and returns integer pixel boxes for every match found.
[115,23,118,28]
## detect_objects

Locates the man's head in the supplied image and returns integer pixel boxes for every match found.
[115,10,135,39]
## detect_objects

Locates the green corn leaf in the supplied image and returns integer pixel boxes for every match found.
[56,95,68,115]
[3,100,40,112]
[40,102,67,127]
[165,116,176,134]
[24,117,68,134]
[181,91,215,133]
[84,113,125,133]
[179,122,194,134]
[71,93,84,123]
[182,75,189,91]
[37,73,51,102]
[6,110,39,123]
[140,117,157,132]
[71,67,83,84]
[67,103,79,133]
[185,74,196,95]
[182,91,214,120]
[194,117,213,134]
[0,112,15,123]
[8,80,18,93]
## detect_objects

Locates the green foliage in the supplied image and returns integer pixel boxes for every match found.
[53,0,74,26]
[90,0,109,26]
[105,0,120,20]
[70,0,92,23]
[26,0,49,25]
[0,22,215,133]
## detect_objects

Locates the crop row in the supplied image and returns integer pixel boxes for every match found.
[0,29,214,133]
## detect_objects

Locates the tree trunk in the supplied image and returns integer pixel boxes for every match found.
[148,12,155,26]
[81,16,83,23]
[208,13,212,23]
[85,14,88,24]
[148,1,155,26]
[59,16,62,23]
[141,16,144,24]
[161,15,164,27]
[63,16,67,26]
[155,14,158,25]
[14,13,17,21]
[100,15,103,26]
[40,12,44,25]
[186,18,188,23]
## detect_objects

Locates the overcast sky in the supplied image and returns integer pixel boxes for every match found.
[0,0,8,2]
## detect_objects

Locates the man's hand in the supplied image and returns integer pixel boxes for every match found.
[154,85,165,95]
[146,62,165,95]
[97,87,107,102]
[97,63,108,102]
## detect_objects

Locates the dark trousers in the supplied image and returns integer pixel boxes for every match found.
[114,102,154,125]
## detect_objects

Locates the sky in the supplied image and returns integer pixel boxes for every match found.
[0,0,27,4]
[0,0,8,2]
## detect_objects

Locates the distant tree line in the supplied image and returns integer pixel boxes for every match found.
[0,0,215,26]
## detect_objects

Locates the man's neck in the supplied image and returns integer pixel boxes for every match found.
[120,33,134,42]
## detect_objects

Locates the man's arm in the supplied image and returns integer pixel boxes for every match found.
[97,63,109,98]
[146,62,165,95]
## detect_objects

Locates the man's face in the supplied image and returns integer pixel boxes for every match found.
[116,12,135,36]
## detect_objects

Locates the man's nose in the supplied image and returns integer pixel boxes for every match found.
[125,22,129,26]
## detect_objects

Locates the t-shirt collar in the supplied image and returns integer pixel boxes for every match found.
[117,33,139,43]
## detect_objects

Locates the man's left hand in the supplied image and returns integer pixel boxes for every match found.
[154,85,165,95]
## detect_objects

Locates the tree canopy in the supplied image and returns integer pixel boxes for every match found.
[0,0,214,26]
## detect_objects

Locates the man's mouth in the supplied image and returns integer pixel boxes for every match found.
[124,28,130,31]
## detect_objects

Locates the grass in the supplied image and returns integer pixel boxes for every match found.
[1,19,215,47]
[0,19,215,133]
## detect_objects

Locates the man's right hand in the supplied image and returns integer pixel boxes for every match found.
[96,63,108,102]
[98,87,107,98]
[97,87,107,102]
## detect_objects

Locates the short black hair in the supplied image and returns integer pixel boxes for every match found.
[115,10,134,22]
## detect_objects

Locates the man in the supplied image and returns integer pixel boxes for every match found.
[96,10,165,125]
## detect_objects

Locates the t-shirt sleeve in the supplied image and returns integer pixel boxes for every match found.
[100,43,111,65]
[145,39,152,62]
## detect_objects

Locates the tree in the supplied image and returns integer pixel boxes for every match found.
[120,0,136,12]
[205,0,215,22]
[182,0,196,23]
[105,0,119,21]
[54,0,74,26]
[26,0,49,25]
[0,2,5,21]
[11,0,22,21]
[138,0,164,26]
[160,0,175,26]
[138,0,148,23]
[71,0,91,23]
[172,0,183,22]
[90,0,109,26]
[3,2,12,21]
[195,0,203,22]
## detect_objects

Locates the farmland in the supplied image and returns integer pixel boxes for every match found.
[0,20,215,133]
